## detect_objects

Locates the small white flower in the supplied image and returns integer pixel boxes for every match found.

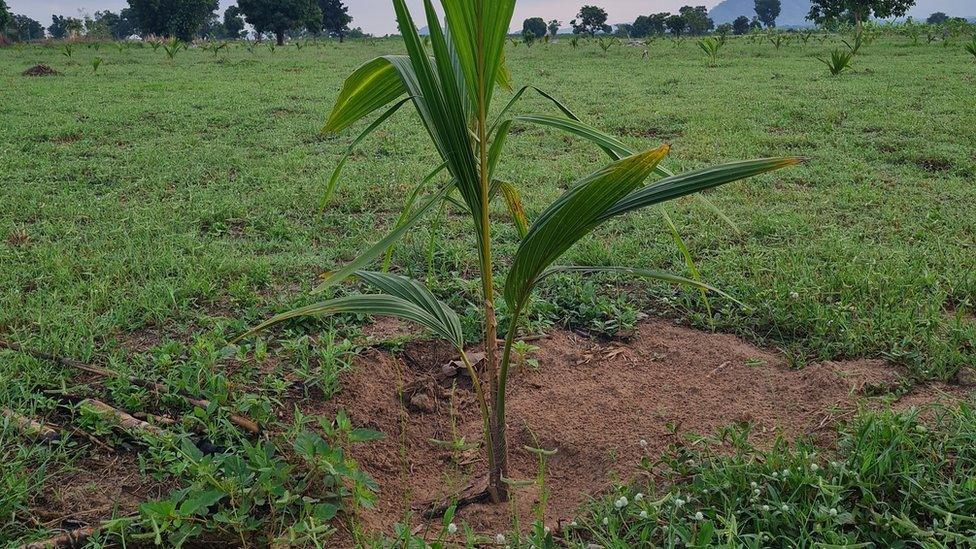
[602,517,609,526]
[544,526,550,534]
[830,461,839,468]
[569,521,578,528]
[495,534,506,545]
[639,510,649,519]
[753,489,760,496]
[772,472,778,478]
[634,492,644,502]
[675,498,685,507]
[750,481,758,489]
[694,512,704,521]
[447,523,458,534]
[790,291,800,300]
[781,504,790,512]
[829,508,838,517]
[639,438,648,449]
[761,505,770,512]
[782,468,790,477]
[811,463,819,472]
[615,496,629,509]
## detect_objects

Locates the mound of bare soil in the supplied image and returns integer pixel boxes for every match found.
[313,319,968,538]
[22,64,61,77]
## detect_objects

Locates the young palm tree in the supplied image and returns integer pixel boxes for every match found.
[238,0,800,504]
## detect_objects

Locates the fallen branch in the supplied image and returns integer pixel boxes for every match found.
[0,340,260,434]
[81,399,166,436]
[2,408,60,442]
[18,525,96,549]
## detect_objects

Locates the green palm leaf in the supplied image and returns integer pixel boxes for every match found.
[504,145,670,309]
[323,57,408,134]
[600,158,802,221]
[237,271,463,350]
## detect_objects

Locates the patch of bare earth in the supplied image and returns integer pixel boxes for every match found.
[21,64,61,77]
[309,319,970,539]
[27,453,167,532]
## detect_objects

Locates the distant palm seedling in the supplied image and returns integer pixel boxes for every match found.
[966,37,976,60]
[697,36,724,64]
[820,49,854,75]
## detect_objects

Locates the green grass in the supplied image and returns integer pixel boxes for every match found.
[1,34,975,545]
[550,401,976,547]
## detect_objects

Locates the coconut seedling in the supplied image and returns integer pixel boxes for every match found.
[91,56,102,73]
[697,37,723,65]
[966,37,976,60]
[61,43,74,58]
[598,36,619,54]
[237,0,799,505]
[162,38,181,61]
[820,48,854,75]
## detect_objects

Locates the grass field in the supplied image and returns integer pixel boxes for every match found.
[1,33,975,546]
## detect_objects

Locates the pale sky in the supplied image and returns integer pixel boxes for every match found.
[7,0,972,35]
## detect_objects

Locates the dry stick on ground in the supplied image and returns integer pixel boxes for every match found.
[81,399,167,436]
[0,340,260,434]
[17,525,96,549]
[1,408,61,441]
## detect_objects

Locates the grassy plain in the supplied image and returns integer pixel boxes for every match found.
[1,33,975,545]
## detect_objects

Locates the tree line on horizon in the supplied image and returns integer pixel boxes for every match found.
[0,0,360,45]
[2,0,972,45]
[519,0,964,41]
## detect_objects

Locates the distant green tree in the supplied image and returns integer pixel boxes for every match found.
[93,10,138,39]
[679,6,714,35]
[547,19,561,36]
[224,6,246,39]
[319,0,352,41]
[716,22,733,36]
[571,5,611,36]
[10,14,45,41]
[85,13,114,39]
[633,13,669,37]
[732,15,751,34]
[49,15,84,39]
[522,17,547,40]
[926,12,948,24]
[0,0,13,42]
[127,0,218,41]
[807,0,916,32]
[754,0,781,27]
[615,23,634,37]
[665,13,687,36]
[238,0,321,45]
[196,11,225,38]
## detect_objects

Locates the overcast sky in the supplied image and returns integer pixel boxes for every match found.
[7,0,971,35]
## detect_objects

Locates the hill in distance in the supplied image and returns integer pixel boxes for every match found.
[709,0,975,27]
[709,0,814,27]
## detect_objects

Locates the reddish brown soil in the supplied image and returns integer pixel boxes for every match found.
[21,64,61,77]
[28,453,166,531]
[312,318,969,539]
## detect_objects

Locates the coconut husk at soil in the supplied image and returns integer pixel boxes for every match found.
[310,318,970,540]
[22,64,61,77]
